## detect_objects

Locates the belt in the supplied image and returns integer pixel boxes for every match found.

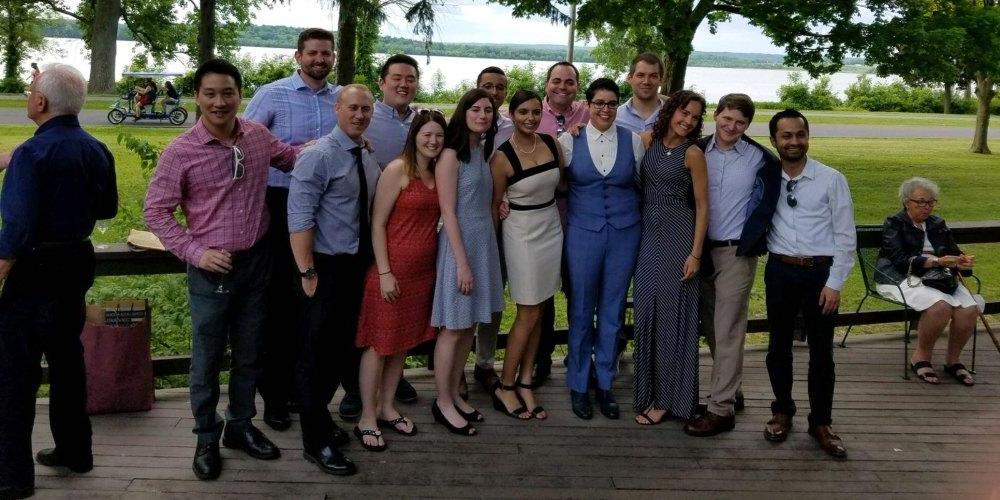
[509,199,556,211]
[770,254,833,267]
[708,239,741,248]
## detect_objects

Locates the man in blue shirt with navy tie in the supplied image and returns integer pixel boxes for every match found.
[0,64,117,500]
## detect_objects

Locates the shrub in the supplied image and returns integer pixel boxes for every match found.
[0,77,26,93]
[777,73,841,110]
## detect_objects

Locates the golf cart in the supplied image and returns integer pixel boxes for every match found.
[107,71,189,125]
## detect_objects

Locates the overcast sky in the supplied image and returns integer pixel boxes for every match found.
[254,0,786,54]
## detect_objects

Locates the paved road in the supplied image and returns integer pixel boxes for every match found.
[2,107,998,139]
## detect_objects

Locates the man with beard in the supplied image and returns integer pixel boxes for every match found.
[762,109,855,459]
[243,27,341,435]
[616,53,667,134]
[684,94,780,437]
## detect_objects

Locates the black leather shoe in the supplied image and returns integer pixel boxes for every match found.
[192,442,222,480]
[395,378,418,404]
[263,411,292,432]
[570,390,593,420]
[303,445,358,476]
[222,425,281,460]
[735,390,746,412]
[594,389,620,419]
[339,391,362,421]
[35,448,92,473]
[533,363,552,388]
[331,425,351,447]
[0,485,34,500]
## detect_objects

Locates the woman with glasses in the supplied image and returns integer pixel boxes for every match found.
[876,177,978,386]
[353,110,448,451]
[488,90,564,421]
[430,88,504,436]
[632,90,709,425]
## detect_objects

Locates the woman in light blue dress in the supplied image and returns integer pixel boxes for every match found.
[430,88,503,436]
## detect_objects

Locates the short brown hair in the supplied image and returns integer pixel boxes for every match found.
[297,28,335,52]
[629,52,664,76]
[714,93,755,122]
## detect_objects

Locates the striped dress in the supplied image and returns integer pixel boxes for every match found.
[632,139,700,418]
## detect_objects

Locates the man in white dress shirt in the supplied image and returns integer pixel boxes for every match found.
[762,109,855,459]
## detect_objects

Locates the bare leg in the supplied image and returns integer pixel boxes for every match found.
[452,333,477,414]
[497,304,541,412]
[912,301,951,365]
[945,306,977,366]
[378,352,414,433]
[357,347,385,447]
[434,328,470,427]
[517,313,547,419]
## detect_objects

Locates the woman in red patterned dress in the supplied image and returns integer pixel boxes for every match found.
[354,110,447,451]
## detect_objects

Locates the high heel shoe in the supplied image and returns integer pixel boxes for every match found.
[491,382,531,419]
[432,399,477,436]
[516,381,547,420]
[454,404,485,422]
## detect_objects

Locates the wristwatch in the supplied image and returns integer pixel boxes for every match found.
[299,266,317,279]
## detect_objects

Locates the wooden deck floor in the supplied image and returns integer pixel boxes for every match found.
[30,332,1000,498]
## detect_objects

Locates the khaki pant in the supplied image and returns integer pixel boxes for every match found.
[699,247,757,417]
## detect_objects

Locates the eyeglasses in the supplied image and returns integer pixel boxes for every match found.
[785,179,798,207]
[590,100,619,109]
[232,145,245,181]
[908,198,937,208]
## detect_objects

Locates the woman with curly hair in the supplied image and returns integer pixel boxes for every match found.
[632,90,710,425]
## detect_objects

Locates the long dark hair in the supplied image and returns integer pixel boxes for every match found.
[651,90,707,142]
[446,88,498,162]
[399,109,448,178]
[508,89,542,115]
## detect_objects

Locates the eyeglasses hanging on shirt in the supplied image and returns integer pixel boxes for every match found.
[232,145,245,181]
[786,179,798,207]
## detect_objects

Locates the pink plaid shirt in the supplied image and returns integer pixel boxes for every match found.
[145,117,297,266]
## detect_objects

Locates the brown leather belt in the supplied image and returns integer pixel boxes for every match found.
[770,254,833,267]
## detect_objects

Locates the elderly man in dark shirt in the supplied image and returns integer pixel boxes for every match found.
[0,63,118,500]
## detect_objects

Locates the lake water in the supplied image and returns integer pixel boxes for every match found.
[29,38,890,102]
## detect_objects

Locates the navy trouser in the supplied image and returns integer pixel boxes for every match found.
[764,257,837,427]
[0,244,94,490]
[187,242,270,445]
[259,187,299,414]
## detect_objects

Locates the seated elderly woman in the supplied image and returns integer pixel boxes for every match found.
[876,177,978,386]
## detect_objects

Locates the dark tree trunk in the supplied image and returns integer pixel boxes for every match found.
[970,73,994,154]
[942,82,953,114]
[336,0,357,85]
[662,51,690,95]
[88,0,121,93]
[197,0,217,65]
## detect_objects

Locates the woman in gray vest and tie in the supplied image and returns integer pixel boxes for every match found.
[559,79,645,420]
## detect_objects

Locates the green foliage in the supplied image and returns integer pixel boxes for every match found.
[0,77,25,92]
[414,69,469,103]
[114,53,163,95]
[1,0,47,84]
[844,75,1000,115]
[777,73,841,110]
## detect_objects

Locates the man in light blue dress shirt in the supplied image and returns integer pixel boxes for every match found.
[615,53,667,134]
[762,109,855,460]
[286,85,381,476]
[242,28,341,432]
[368,54,419,169]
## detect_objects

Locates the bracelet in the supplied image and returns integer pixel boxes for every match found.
[689,254,701,260]
[378,270,392,276]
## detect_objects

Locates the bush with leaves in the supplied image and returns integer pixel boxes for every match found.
[778,73,841,110]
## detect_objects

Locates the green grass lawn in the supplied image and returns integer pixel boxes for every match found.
[2,124,998,372]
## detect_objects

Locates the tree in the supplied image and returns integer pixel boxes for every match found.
[490,0,864,94]
[864,0,1000,154]
[0,0,47,92]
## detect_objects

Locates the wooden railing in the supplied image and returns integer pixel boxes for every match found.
[81,221,1000,379]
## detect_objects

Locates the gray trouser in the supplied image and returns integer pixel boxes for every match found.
[699,247,757,417]
[475,311,503,369]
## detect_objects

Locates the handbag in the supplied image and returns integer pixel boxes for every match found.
[81,299,155,414]
[906,256,958,295]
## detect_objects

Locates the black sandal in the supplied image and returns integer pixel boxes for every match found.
[910,360,940,384]
[635,410,667,426]
[353,426,387,452]
[377,416,418,436]
[490,382,531,419]
[943,363,975,386]
[515,381,547,420]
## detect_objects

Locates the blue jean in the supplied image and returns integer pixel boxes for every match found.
[187,243,270,445]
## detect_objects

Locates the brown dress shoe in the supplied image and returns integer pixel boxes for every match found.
[684,411,735,437]
[808,425,847,459]
[764,413,793,442]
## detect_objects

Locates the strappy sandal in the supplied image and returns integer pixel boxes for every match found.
[943,363,975,386]
[377,415,418,436]
[910,360,940,384]
[515,381,547,420]
[635,410,667,426]
[353,426,387,452]
[490,382,531,419]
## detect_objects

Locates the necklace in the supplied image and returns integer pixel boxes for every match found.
[664,138,683,156]
[511,133,537,154]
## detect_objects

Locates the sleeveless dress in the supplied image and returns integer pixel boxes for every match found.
[356,179,441,355]
[632,139,701,418]
[431,148,504,330]
[498,135,563,306]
